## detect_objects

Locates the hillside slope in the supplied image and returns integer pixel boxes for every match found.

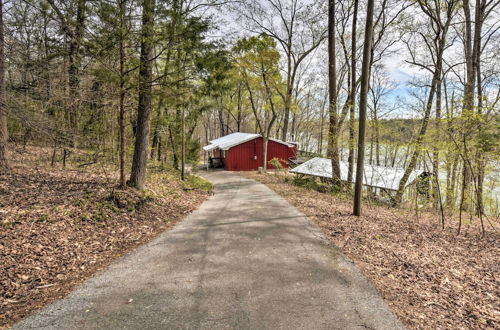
[0,147,210,327]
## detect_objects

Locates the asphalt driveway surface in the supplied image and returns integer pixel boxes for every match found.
[15,171,403,330]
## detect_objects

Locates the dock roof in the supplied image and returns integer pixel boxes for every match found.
[290,157,420,191]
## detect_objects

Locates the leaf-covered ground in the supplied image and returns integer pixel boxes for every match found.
[0,147,210,327]
[244,172,499,330]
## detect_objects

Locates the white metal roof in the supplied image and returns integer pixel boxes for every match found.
[203,132,292,151]
[290,157,420,191]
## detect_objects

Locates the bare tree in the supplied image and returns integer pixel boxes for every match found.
[233,0,327,141]
[395,0,458,204]
[335,0,405,186]
[368,65,395,166]
[353,0,375,216]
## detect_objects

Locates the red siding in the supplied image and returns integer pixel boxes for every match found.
[224,138,260,171]
[289,145,297,159]
[224,137,294,171]
[266,140,290,168]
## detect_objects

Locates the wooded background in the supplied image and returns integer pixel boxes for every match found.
[0,0,498,225]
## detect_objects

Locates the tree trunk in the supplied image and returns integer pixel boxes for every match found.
[347,0,358,186]
[236,85,242,132]
[67,0,86,147]
[281,51,293,141]
[0,0,6,170]
[476,74,485,216]
[181,106,185,180]
[391,145,399,167]
[446,153,458,209]
[157,135,162,162]
[353,0,375,216]
[150,127,159,159]
[118,0,126,188]
[168,125,179,167]
[261,62,278,171]
[318,102,325,154]
[318,91,327,155]
[473,0,485,217]
[375,118,380,166]
[432,74,442,208]
[328,0,341,182]
[460,0,476,212]
[291,112,296,141]
[218,106,225,136]
[262,137,268,170]
[369,129,374,165]
[129,0,155,189]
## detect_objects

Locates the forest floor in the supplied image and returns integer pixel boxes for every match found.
[243,171,499,330]
[0,146,211,328]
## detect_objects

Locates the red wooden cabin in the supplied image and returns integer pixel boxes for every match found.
[203,133,297,171]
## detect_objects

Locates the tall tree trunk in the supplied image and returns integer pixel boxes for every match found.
[369,128,374,165]
[236,85,242,132]
[150,99,164,160]
[157,135,162,162]
[42,7,52,103]
[218,106,225,136]
[129,0,155,189]
[181,107,185,180]
[150,127,159,159]
[353,0,374,216]
[446,153,458,209]
[0,0,7,170]
[261,63,277,171]
[476,64,485,216]
[473,0,485,217]
[347,0,358,186]
[318,99,325,154]
[118,0,126,188]
[281,50,293,141]
[460,0,475,212]
[432,74,442,208]
[67,0,86,147]
[262,137,268,170]
[291,112,296,141]
[374,112,381,166]
[168,124,179,168]
[281,89,292,142]
[375,128,380,166]
[328,0,341,182]
[391,145,399,167]
[318,91,328,155]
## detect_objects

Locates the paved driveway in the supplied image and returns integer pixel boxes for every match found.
[15,171,403,330]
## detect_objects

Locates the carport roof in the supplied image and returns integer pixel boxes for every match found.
[203,133,292,151]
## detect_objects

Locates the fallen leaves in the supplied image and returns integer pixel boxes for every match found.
[0,147,208,327]
[244,172,499,330]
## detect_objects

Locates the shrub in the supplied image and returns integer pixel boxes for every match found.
[269,157,284,171]
[183,174,213,192]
